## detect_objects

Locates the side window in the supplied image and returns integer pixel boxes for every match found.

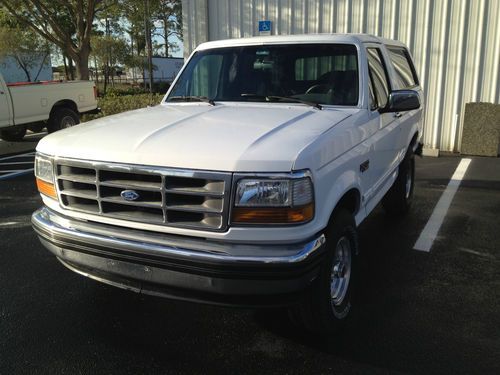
[294,55,358,81]
[170,54,223,99]
[368,74,377,110]
[189,54,223,98]
[388,47,418,88]
[366,48,390,109]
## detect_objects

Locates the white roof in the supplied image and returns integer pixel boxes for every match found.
[196,33,407,51]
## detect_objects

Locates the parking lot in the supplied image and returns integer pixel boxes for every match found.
[1,138,499,374]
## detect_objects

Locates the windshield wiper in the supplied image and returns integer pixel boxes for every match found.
[168,96,215,105]
[241,93,322,110]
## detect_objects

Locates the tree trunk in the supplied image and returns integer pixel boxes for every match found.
[94,56,99,84]
[68,58,75,80]
[33,52,50,81]
[74,49,90,80]
[144,0,153,94]
[63,55,69,80]
[103,66,108,95]
[14,55,32,82]
[163,17,169,57]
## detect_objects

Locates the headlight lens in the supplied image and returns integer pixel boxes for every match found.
[236,179,291,207]
[232,176,314,224]
[35,154,57,200]
[35,155,54,183]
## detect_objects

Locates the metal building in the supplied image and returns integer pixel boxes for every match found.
[182,0,500,153]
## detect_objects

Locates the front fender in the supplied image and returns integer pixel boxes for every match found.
[315,167,364,229]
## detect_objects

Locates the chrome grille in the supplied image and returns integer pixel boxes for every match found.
[55,159,232,232]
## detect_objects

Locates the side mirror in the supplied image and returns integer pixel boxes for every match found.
[380,90,420,113]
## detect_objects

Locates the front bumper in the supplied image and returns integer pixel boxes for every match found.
[32,207,326,307]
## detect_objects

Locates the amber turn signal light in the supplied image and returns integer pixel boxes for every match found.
[232,203,314,224]
[36,178,58,200]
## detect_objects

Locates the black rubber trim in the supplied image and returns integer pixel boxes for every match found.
[33,221,326,280]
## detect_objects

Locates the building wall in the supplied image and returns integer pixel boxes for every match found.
[127,57,185,82]
[182,0,500,152]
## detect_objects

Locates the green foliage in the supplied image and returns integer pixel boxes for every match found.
[82,93,164,122]
[91,35,130,71]
[0,0,183,80]
[102,84,148,96]
[0,0,105,79]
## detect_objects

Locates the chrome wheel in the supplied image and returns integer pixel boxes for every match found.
[330,236,352,307]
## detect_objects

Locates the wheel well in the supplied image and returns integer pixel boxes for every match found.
[333,188,361,218]
[50,100,78,118]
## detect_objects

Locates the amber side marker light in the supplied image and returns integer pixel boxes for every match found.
[36,178,58,200]
[232,203,314,224]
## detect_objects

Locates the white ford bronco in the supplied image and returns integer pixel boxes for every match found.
[32,34,423,333]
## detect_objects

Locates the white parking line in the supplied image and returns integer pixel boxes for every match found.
[0,151,36,180]
[0,168,34,180]
[0,151,35,161]
[413,158,472,252]
[0,161,35,165]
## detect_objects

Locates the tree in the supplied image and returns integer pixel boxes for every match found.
[153,0,182,57]
[0,11,51,82]
[91,34,129,93]
[0,0,110,80]
[121,0,148,86]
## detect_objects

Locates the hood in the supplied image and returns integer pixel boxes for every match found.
[37,103,353,172]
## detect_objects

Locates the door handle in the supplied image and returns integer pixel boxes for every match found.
[394,112,402,118]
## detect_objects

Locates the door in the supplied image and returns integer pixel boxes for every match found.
[365,46,401,197]
[386,46,423,155]
[0,79,12,127]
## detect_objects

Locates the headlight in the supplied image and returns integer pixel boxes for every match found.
[232,175,314,224]
[34,154,57,200]
[35,154,54,182]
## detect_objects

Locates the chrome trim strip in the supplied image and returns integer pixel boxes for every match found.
[32,207,325,265]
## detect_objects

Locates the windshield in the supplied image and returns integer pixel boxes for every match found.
[166,44,359,106]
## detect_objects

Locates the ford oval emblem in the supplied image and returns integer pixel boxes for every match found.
[121,190,140,201]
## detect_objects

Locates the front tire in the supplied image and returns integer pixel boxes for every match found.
[0,126,27,142]
[382,148,415,216]
[47,108,80,133]
[289,209,358,334]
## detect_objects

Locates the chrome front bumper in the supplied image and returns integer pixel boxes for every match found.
[32,207,326,306]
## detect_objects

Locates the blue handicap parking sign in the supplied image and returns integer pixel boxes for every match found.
[258,20,271,32]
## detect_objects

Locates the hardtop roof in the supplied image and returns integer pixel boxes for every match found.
[196,33,407,51]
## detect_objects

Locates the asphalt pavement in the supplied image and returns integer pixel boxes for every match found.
[1,138,499,374]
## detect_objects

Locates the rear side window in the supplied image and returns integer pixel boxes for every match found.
[387,48,419,88]
[294,55,358,81]
[367,48,390,109]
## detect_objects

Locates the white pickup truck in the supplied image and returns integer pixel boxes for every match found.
[32,34,423,333]
[0,72,98,141]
